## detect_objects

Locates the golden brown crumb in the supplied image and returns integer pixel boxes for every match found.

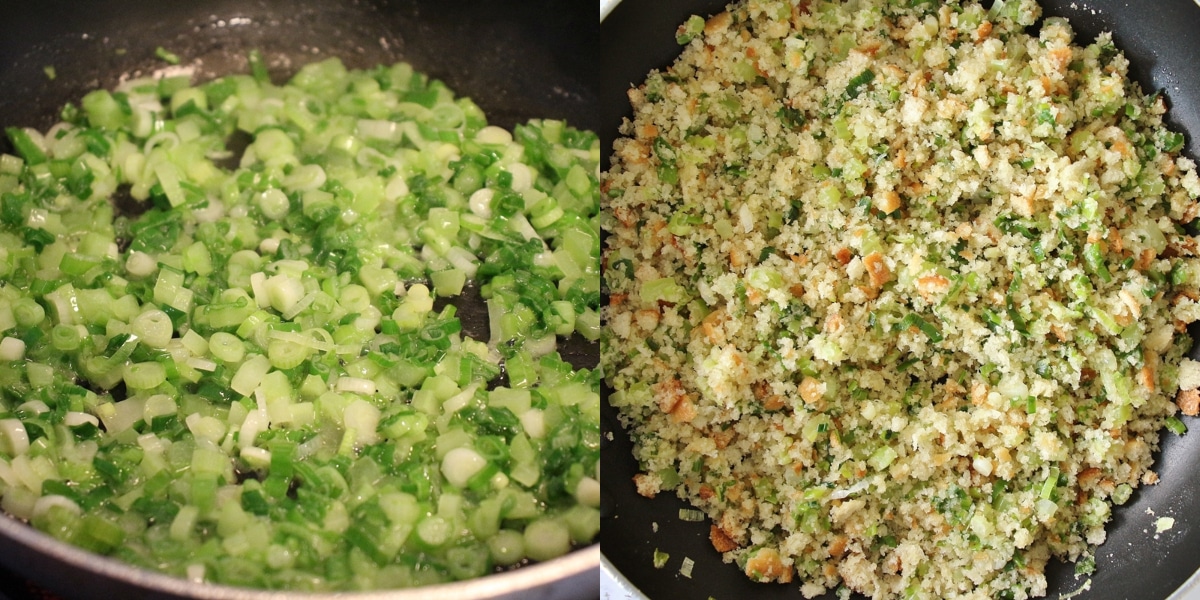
[1177,389,1200,416]
[710,524,738,552]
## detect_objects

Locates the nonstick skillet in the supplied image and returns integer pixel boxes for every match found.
[600,1,1200,599]
[0,1,599,598]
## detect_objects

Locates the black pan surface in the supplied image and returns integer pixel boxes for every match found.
[0,1,598,598]
[0,0,598,136]
[600,1,1200,599]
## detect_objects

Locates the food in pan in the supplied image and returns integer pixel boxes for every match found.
[602,0,1200,597]
[0,56,600,589]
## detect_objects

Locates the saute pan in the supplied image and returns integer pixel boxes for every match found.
[600,1,1200,599]
[0,0,599,598]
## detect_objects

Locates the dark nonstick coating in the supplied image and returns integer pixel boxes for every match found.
[0,0,598,135]
[0,1,598,598]
[600,1,1200,599]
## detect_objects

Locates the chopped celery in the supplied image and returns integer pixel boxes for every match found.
[0,55,598,591]
[155,46,181,65]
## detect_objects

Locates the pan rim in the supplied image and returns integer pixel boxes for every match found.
[0,510,599,599]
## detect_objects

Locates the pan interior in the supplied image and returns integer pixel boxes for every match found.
[0,0,598,134]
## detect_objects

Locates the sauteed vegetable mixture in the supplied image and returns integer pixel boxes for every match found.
[0,57,600,589]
